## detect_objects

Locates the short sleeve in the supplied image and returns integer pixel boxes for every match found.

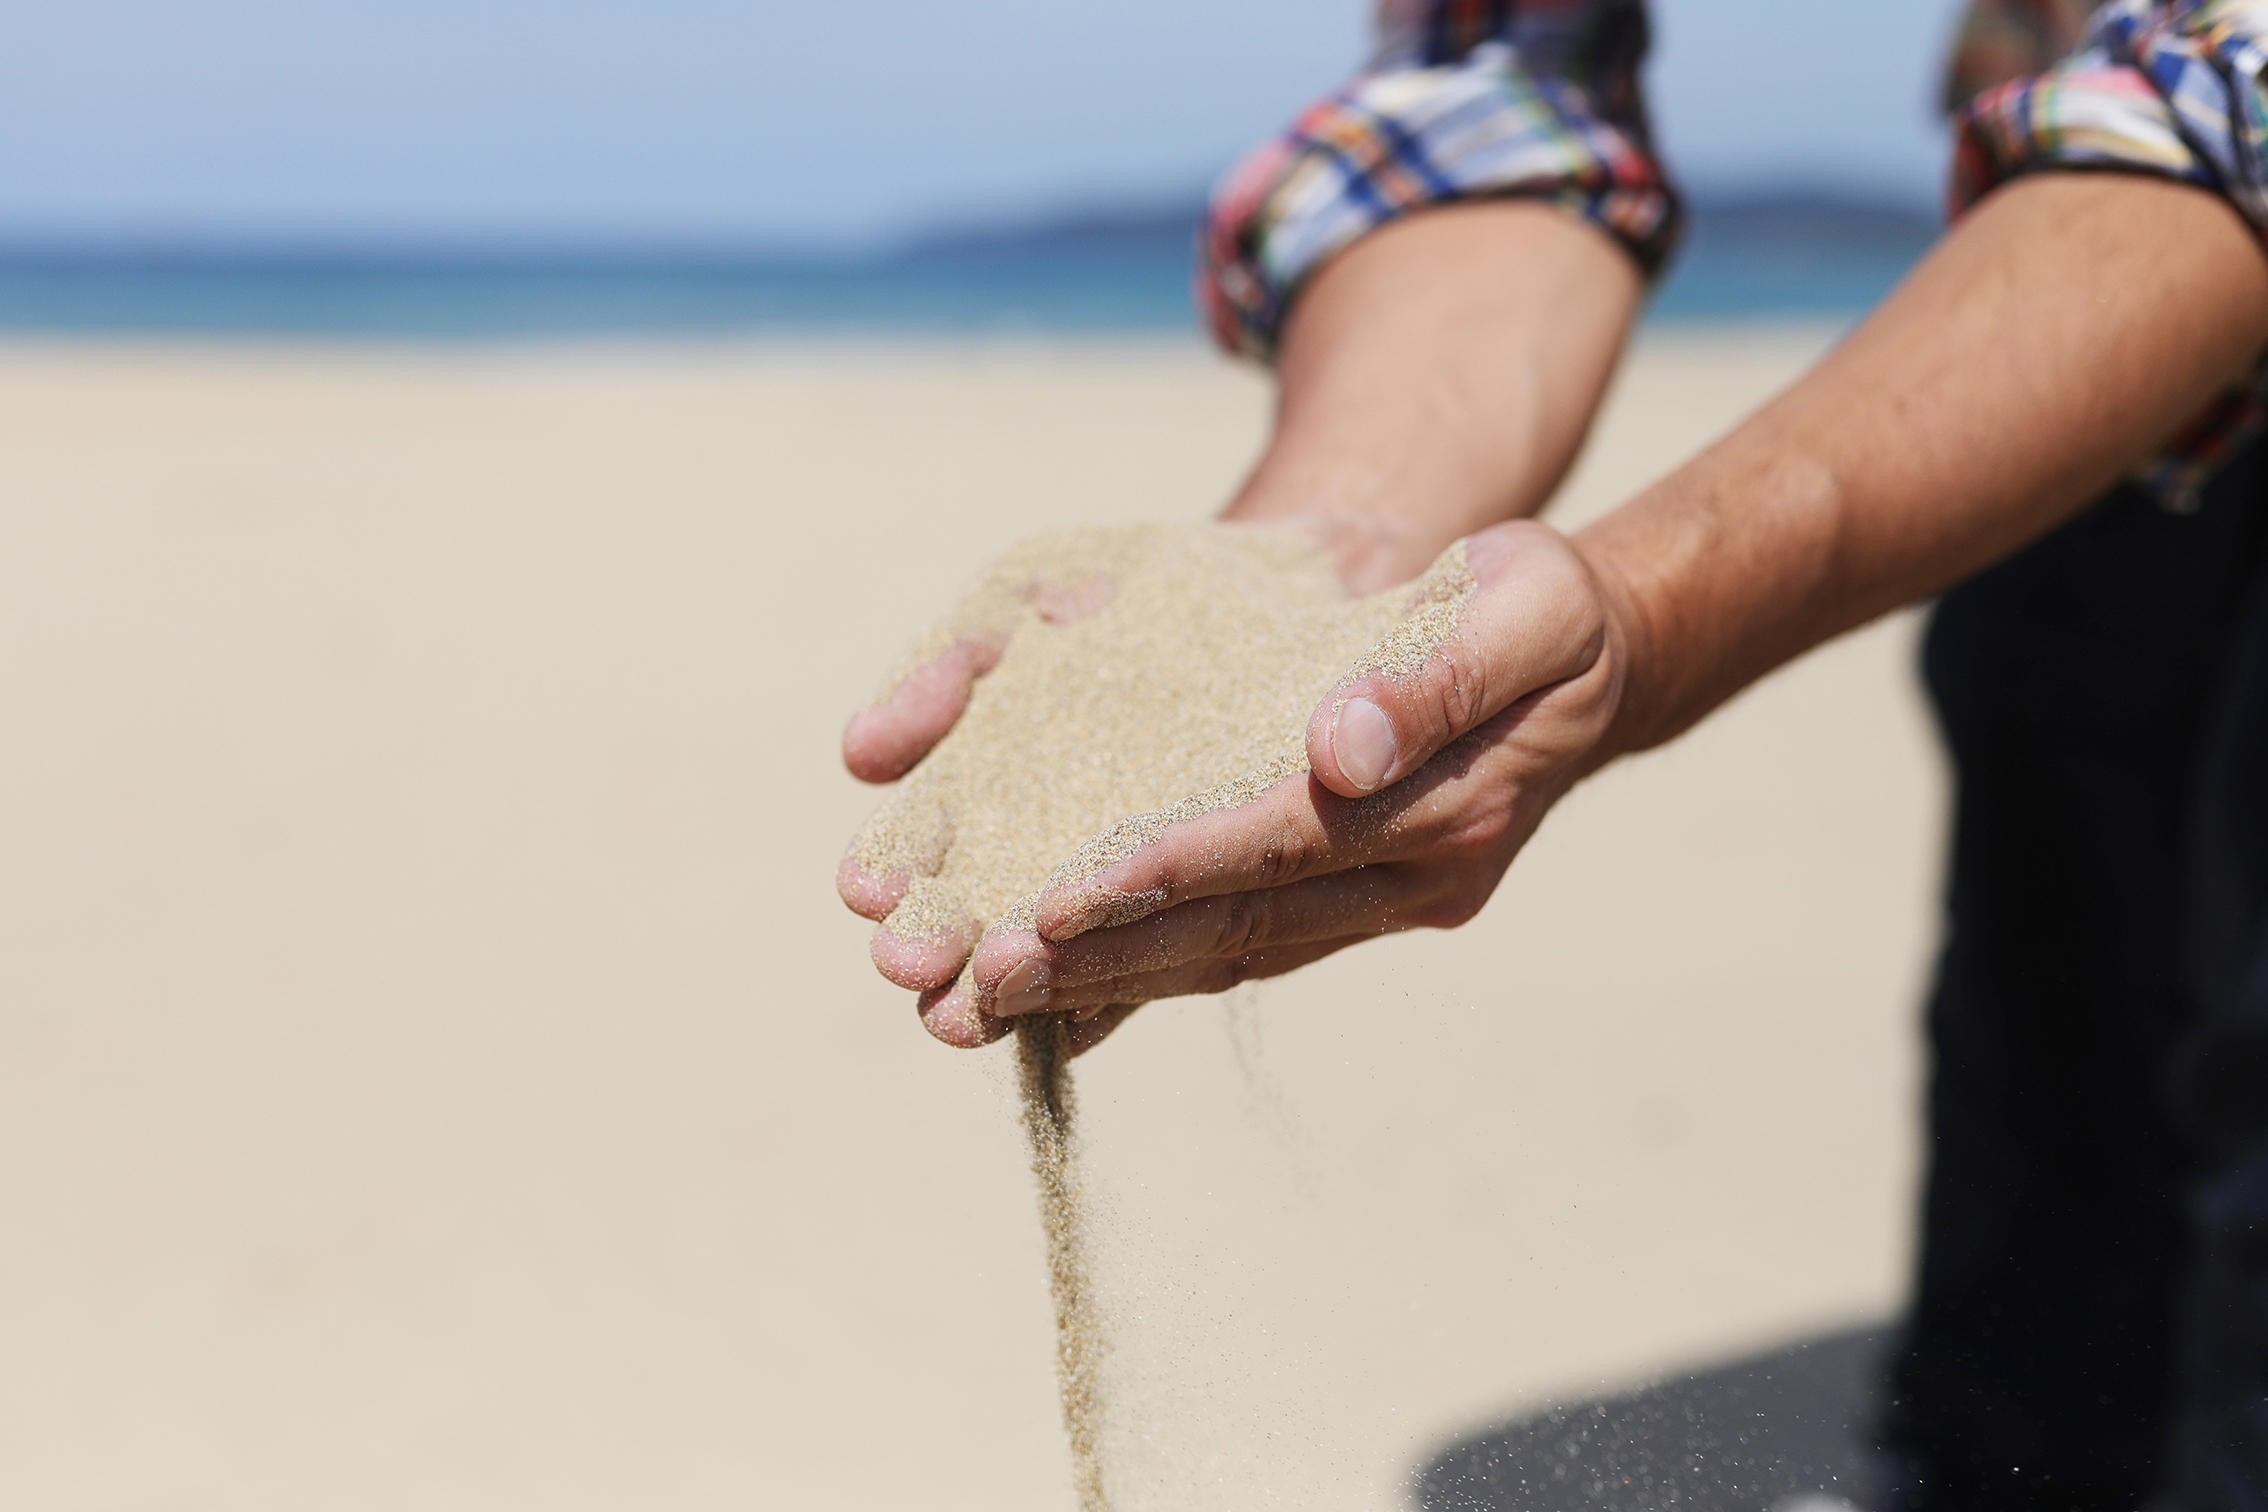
[1198,1,1679,362]
[1953,1,2268,229]
[1952,0,2268,508]
[1942,0,2097,113]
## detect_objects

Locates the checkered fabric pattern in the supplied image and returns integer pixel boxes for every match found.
[1955,0,2268,508]
[1944,0,2099,110]
[1201,0,2268,509]
[1198,0,1676,360]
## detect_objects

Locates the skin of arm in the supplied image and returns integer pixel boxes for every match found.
[1220,200,1643,593]
[1584,173,2268,757]
[913,172,2268,1052]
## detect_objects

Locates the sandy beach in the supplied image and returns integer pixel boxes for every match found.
[0,326,1941,1510]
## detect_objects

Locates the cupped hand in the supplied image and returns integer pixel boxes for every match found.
[839,522,1396,1020]
[938,519,1633,1054]
[841,566,1115,788]
[837,533,1122,951]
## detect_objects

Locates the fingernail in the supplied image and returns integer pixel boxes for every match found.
[1332,697,1397,791]
[996,958,1054,1015]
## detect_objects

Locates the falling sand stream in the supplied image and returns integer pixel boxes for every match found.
[848,523,1476,1503]
[1016,1017,1111,1510]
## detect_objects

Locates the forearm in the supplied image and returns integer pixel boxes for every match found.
[1223,201,1643,593]
[1581,173,2268,757]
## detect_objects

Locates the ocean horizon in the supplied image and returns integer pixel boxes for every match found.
[0,194,1939,340]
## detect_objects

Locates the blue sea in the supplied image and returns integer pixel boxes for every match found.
[0,200,1938,340]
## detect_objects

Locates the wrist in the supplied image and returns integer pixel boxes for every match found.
[1566,526,1665,768]
[1569,436,1848,761]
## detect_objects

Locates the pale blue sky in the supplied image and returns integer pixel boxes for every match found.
[0,0,1966,247]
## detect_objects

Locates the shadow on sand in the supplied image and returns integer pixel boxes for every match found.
[1416,1325,1893,1511]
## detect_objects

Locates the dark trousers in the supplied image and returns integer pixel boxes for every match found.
[1881,449,2268,1512]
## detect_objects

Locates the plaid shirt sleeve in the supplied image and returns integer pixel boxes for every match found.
[1198,0,1679,361]
[1942,0,2098,111]
[1952,0,2268,508]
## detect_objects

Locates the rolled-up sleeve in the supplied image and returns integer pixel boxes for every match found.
[1199,0,1679,361]
[1953,1,2268,220]
[1952,0,2268,505]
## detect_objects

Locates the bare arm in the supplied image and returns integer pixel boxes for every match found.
[1585,172,2268,761]
[962,172,2268,1051]
[1223,200,1642,592]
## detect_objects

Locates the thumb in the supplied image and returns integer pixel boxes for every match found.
[1306,522,1606,798]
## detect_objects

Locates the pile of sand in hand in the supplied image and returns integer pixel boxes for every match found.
[852,520,1474,988]
[850,521,1473,1512]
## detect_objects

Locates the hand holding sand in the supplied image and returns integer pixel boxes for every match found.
[840,518,1630,1052]
[838,520,1471,1034]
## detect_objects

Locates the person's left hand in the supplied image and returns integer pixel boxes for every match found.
[919,518,1636,1054]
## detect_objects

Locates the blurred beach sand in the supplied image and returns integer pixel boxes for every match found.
[0,327,1939,1510]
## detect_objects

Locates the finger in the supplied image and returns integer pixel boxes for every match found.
[918,981,1013,1049]
[843,634,1007,784]
[1051,938,1348,1017]
[841,795,952,921]
[872,882,979,991]
[1034,770,1408,943]
[837,850,905,921]
[1036,710,1539,947]
[978,866,1419,1015]
[1308,521,1605,798]
[871,920,977,991]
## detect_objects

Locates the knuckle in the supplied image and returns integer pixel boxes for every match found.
[1254,813,1314,886]
[1434,893,1490,930]
[1409,888,1488,931]
[1465,823,1509,860]
[1435,799,1514,860]
[1199,956,1257,995]
[1209,893,1263,957]
[1427,815,1479,861]
[1254,842,1290,886]
[1430,640,1491,739]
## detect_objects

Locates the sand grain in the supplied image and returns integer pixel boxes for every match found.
[854,521,1475,1505]
[854,522,1475,986]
